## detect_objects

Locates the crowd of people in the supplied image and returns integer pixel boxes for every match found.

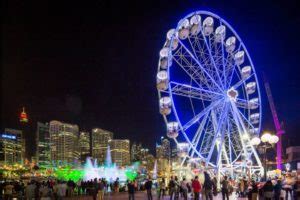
[1,172,300,199]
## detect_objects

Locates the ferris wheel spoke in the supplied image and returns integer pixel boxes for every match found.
[205,103,228,164]
[210,108,227,166]
[227,49,245,89]
[229,104,249,161]
[230,102,263,167]
[235,108,256,130]
[189,112,210,157]
[219,20,227,88]
[176,39,223,92]
[182,98,223,131]
[227,118,240,159]
[207,34,225,88]
[172,50,213,90]
[231,73,254,89]
[169,81,223,101]
[234,97,259,110]
[226,119,233,164]
[214,106,230,166]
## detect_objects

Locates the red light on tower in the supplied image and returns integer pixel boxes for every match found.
[20,107,28,123]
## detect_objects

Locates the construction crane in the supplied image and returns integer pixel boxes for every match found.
[263,75,285,170]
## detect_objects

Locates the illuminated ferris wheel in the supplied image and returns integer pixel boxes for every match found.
[156,11,263,173]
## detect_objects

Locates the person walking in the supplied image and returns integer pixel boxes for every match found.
[221,176,230,200]
[203,171,213,200]
[128,181,135,200]
[180,178,188,200]
[169,176,176,200]
[145,177,153,200]
[192,176,201,200]
[158,178,166,199]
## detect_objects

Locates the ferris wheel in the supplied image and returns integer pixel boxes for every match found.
[156,11,263,173]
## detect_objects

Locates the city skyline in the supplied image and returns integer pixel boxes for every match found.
[2,0,300,158]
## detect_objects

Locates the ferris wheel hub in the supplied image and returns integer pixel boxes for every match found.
[227,87,238,101]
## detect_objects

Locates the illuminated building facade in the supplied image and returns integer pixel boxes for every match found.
[36,122,50,166]
[131,142,142,161]
[156,143,164,159]
[0,129,24,164]
[49,120,79,164]
[92,128,113,164]
[79,131,90,163]
[156,138,171,161]
[161,138,171,160]
[109,139,130,166]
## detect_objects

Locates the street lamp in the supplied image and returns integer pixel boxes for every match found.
[250,132,279,181]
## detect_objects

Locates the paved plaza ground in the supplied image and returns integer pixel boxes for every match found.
[66,192,247,199]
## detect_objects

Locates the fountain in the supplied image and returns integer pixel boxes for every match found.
[83,145,138,182]
[153,160,157,180]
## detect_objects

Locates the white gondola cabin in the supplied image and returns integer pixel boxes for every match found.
[203,17,214,36]
[159,97,172,115]
[225,36,236,53]
[190,15,201,35]
[167,122,179,139]
[157,70,169,90]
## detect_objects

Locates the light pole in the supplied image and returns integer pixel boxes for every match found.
[251,132,279,181]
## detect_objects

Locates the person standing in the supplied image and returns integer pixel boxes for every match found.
[221,176,230,200]
[4,182,14,200]
[249,180,258,200]
[57,181,67,200]
[174,176,180,199]
[158,178,166,199]
[203,171,213,200]
[145,177,153,200]
[97,179,105,200]
[180,178,188,200]
[169,176,176,200]
[25,181,36,200]
[192,176,201,200]
[274,179,282,200]
[128,181,135,200]
[114,178,120,193]
[262,180,274,200]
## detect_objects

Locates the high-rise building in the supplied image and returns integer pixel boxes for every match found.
[161,138,171,159]
[109,139,130,166]
[79,131,90,163]
[92,128,113,164]
[156,143,164,159]
[140,148,150,160]
[131,142,142,161]
[0,128,24,164]
[36,122,50,166]
[49,120,79,164]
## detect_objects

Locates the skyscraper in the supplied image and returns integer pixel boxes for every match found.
[156,143,164,159]
[109,139,130,166]
[92,128,113,164]
[0,128,24,164]
[49,120,79,164]
[79,131,90,163]
[161,138,171,160]
[131,142,142,161]
[36,122,50,166]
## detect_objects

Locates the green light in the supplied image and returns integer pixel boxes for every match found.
[54,166,84,182]
[125,169,138,181]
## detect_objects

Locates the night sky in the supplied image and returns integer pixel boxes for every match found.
[2,0,300,158]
